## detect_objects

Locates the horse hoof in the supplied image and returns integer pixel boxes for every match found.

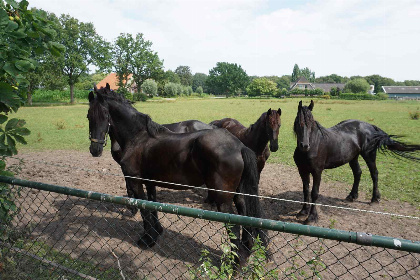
[155,224,164,235]
[370,199,380,204]
[296,212,308,220]
[137,235,157,248]
[345,195,357,202]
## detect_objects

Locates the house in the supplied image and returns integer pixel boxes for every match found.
[382,86,420,99]
[96,73,137,93]
[289,76,345,93]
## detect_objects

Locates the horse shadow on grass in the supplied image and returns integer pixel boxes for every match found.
[261,190,366,224]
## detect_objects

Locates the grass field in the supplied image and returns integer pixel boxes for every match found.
[9,97,420,204]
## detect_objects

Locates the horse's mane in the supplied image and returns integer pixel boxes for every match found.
[94,86,168,137]
[249,112,267,131]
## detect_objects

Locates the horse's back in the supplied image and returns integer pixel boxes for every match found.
[211,118,246,136]
[164,120,214,133]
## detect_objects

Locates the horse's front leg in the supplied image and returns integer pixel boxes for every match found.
[125,177,158,248]
[297,168,311,220]
[305,171,322,224]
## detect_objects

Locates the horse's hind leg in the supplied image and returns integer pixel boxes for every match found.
[362,152,380,203]
[233,194,252,256]
[146,184,164,236]
[346,157,362,202]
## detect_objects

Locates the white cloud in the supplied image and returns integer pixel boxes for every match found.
[29,0,420,81]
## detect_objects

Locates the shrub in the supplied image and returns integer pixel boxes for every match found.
[133,92,148,102]
[343,78,370,93]
[164,82,179,97]
[196,86,203,95]
[141,79,158,96]
[409,110,419,120]
[338,93,383,100]
[246,77,277,97]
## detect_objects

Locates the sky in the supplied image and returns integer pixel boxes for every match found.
[29,0,420,81]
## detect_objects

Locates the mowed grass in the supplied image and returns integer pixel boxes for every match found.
[10,98,420,204]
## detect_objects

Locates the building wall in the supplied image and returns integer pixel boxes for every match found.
[387,93,420,99]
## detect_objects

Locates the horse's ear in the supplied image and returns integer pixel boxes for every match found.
[277,108,282,116]
[106,83,110,90]
[308,100,314,111]
[88,91,94,102]
[93,84,98,93]
[298,100,302,109]
[267,108,272,115]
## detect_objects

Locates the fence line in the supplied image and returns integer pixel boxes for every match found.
[7,156,420,221]
[1,175,419,253]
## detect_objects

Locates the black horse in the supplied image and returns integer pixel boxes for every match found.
[294,100,420,224]
[87,85,267,262]
[210,108,282,174]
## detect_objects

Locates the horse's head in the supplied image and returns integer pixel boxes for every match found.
[87,84,111,157]
[265,108,282,152]
[294,100,315,152]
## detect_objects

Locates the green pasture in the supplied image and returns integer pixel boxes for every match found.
[9,98,420,205]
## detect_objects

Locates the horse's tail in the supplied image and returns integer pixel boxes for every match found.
[367,130,420,162]
[238,147,268,248]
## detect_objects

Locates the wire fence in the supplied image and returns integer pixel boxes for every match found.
[1,176,419,280]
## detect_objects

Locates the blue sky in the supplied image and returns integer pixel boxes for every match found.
[29,0,420,81]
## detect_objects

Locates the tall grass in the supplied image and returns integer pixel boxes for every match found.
[8,98,420,204]
[31,89,89,103]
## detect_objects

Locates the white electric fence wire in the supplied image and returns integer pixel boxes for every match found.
[8,156,420,220]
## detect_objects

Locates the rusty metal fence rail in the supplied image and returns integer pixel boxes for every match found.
[0,176,419,279]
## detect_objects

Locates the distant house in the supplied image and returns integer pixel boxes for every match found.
[382,86,420,99]
[96,73,137,93]
[289,76,345,93]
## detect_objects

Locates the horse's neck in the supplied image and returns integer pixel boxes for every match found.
[245,115,269,155]
[108,103,145,149]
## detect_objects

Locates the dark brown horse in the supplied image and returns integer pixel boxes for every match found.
[293,100,420,224]
[210,108,282,174]
[87,85,267,262]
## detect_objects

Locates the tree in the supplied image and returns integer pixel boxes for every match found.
[165,70,180,84]
[164,82,180,97]
[277,75,291,90]
[291,64,300,82]
[246,78,277,97]
[192,72,207,92]
[300,67,315,82]
[364,74,395,93]
[0,0,64,224]
[113,33,164,94]
[175,65,192,86]
[50,14,110,104]
[343,78,370,93]
[206,62,249,96]
[315,74,348,84]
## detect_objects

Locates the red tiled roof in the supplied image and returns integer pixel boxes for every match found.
[96,73,133,90]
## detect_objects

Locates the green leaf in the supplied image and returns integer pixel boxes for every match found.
[5,0,19,9]
[12,134,27,145]
[0,160,5,171]
[5,20,18,32]
[3,62,20,77]
[0,115,7,124]
[5,118,19,131]
[12,127,30,136]
[15,60,35,72]
[0,9,9,26]
[11,30,27,39]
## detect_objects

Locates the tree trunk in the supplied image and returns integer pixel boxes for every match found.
[70,83,75,104]
[27,91,32,106]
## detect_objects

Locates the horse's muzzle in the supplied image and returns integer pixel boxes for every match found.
[269,140,279,152]
[299,142,310,152]
[90,142,103,157]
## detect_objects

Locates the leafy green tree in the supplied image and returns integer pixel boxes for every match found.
[165,70,180,84]
[343,78,370,93]
[113,33,164,94]
[301,67,315,82]
[364,74,395,93]
[291,64,300,82]
[315,74,348,84]
[141,78,157,96]
[246,77,277,97]
[192,72,207,92]
[0,0,63,225]
[164,82,179,97]
[277,75,291,90]
[48,14,111,103]
[206,62,249,96]
[175,65,192,86]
